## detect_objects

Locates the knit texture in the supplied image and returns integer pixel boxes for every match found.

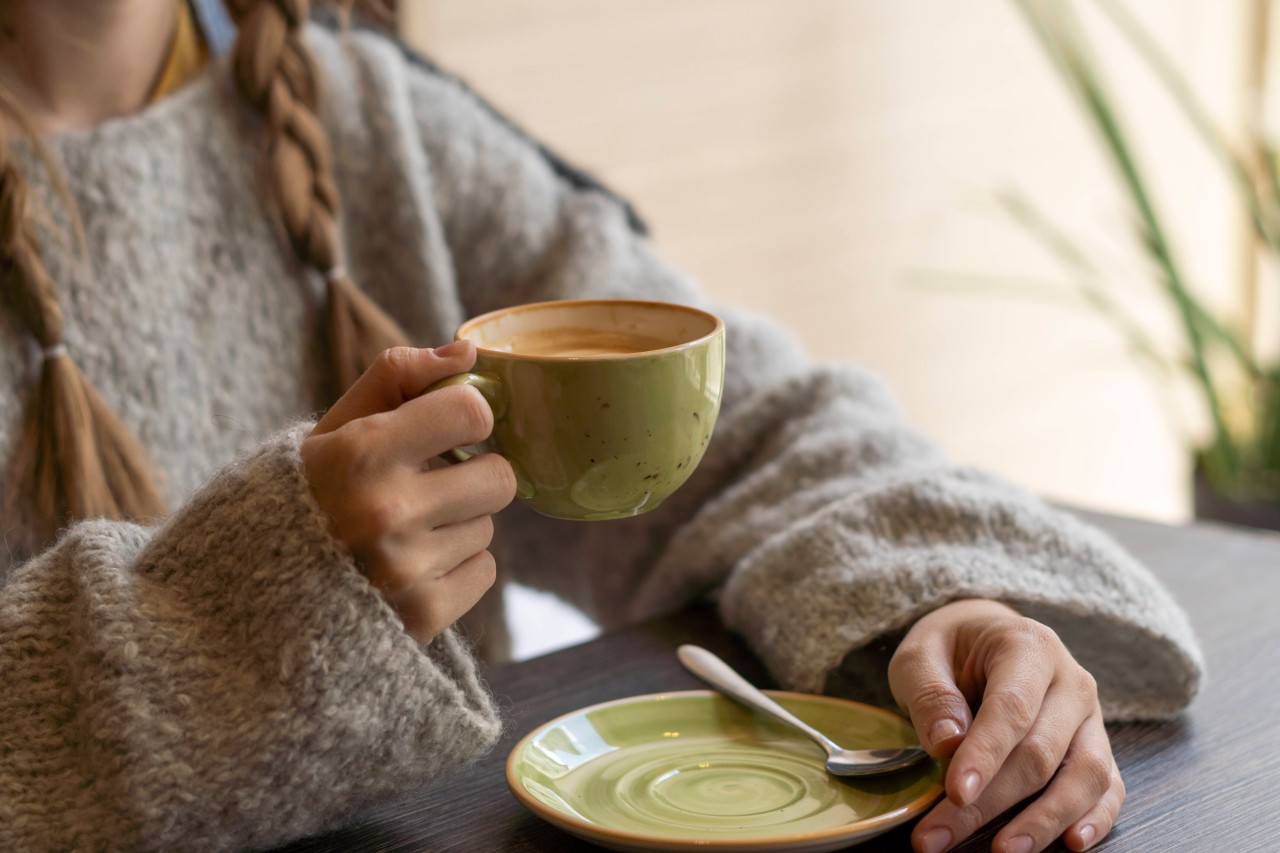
[0,427,501,850]
[0,21,1202,851]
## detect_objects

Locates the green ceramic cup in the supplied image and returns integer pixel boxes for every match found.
[433,299,725,521]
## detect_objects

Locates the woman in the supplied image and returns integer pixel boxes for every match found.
[0,1,1200,851]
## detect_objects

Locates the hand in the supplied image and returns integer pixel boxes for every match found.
[302,342,517,643]
[887,599,1123,853]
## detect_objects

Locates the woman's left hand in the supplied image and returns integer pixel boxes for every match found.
[887,599,1124,853]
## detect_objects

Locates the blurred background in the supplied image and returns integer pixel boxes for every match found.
[396,0,1276,653]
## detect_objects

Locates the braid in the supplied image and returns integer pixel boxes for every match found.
[228,0,411,395]
[229,0,506,661]
[0,115,167,559]
[0,1,405,558]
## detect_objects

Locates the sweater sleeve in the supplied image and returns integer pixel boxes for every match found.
[0,425,502,852]
[394,42,1202,721]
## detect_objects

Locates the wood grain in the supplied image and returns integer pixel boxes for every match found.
[277,512,1280,852]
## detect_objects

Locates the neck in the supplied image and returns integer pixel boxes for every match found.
[0,0,177,135]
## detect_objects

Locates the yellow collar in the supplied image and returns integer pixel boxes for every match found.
[147,1,210,103]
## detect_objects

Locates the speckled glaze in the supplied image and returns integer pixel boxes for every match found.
[506,690,943,853]
[447,300,725,521]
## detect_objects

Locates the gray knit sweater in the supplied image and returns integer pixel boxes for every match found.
[0,23,1202,852]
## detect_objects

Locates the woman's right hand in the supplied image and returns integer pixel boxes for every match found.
[301,342,518,643]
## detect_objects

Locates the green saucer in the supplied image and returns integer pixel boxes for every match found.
[506,690,943,853]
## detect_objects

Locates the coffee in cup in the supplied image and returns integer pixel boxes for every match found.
[431,299,725,521]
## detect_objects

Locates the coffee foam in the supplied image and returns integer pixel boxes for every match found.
[485,327,671,357]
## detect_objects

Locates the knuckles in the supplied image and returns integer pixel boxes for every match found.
[412,551,497,637]
[1113,767,1128,802]
[1014,732,1062,788]
[1006,616,1063,655]
[983,687,1039,733]
[1067,748,1114,799]
[1074,666,1099,702]
[324,416,391,486]
[887,640,930,682]
[371,346,423,384]
[903,677,965,721]
[361,493,410,540]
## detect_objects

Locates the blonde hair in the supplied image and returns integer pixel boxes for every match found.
[1,0,410,559]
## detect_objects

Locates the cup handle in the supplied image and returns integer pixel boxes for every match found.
[424,372,508,464]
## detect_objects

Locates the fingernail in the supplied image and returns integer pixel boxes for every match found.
[434,339,469,357]
[928,718,963,748]
[1004,835,1033,853]
[957,770,982,804]
[1077,824,1096,849]
[919,827,952,853]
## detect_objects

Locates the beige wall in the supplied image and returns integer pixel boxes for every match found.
[401,0,1257,523]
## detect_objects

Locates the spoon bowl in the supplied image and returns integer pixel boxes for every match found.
[677,644,930,777]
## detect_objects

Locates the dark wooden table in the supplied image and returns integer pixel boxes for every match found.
[282,512,1280,852]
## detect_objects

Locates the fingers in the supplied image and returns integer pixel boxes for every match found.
[300,342,511,645]
[374,515,499,643]
[889,600,1024,759]
[304,413,511,644]
[374,378,498,465]
[393,549,498,643]
[419,454,518,526]
[313,342,476,435]
[945,620,1059,805]
[368,513,497,596]
[897,602,1116,853]
[888,630,974,758]
[313,377,498,482]
[314,449,514,554]
[991,713,1120,853]
[1064,759,1125,852]
[911,702,1116,853]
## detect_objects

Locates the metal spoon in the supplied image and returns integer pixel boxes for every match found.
[677,644,929,777]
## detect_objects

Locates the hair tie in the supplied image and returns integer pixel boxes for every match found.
[42,343,68,362]
[324,265,347,283]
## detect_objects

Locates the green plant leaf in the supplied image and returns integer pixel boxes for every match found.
[993,189,1177,380]
[1013,0,1240,477]
[1095,0,1280,253]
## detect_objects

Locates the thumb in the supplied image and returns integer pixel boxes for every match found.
[887,636,974,758]
[313,340,476,435]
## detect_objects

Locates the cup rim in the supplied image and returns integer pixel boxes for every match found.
[455,298,725,361]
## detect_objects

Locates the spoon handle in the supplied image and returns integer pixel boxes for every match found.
[677,645,839,755]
